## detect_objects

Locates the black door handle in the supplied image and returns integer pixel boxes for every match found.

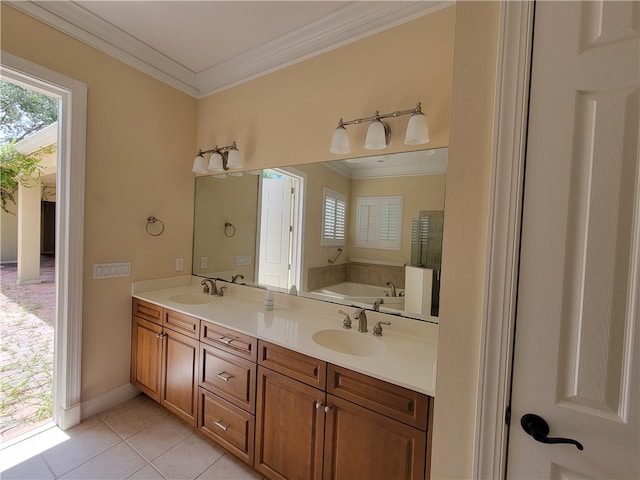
[520,414,584,450]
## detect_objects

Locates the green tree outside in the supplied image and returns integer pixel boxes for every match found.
[0,81,58,213]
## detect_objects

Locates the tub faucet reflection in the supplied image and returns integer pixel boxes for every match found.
[231,274,245,284]
[373,298,385,311]
[386,281,397,296]
[353,308,368,333]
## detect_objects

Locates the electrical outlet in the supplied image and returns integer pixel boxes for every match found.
[200,256,208,269]
[175,258,184,271]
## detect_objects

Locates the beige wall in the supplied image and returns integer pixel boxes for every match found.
[431,2,500,478]
[1,5,197,400]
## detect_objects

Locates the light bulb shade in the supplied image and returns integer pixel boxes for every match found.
[404,112,430,145]
[208,152,224,172]
[192,154,208,174]
[330,126,350,154]
[364,120,389,150]
[226,147,242,168]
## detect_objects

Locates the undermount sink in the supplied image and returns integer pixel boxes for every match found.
[312,329,387,357]
[168,293,214,305]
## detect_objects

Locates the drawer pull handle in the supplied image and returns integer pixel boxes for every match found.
[217,372,232,382]
[214,421,229,431]
[219,337,233,345]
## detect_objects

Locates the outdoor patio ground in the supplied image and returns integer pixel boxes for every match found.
[0,255,55,443]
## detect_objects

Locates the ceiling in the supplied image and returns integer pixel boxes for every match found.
[8,1,452,98]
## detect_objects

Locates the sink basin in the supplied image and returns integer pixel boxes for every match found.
[168,293,214,305]
[312,329,386,356]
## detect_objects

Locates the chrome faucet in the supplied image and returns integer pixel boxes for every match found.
[386,281,397,297]
[373,298,385,311]
[353,308,368,332]
[231,274,245,284]
[201,278,217,295]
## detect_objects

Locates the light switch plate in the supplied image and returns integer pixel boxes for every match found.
[235,255,252,265]
[93,262,131,280]
[200,257,208,269]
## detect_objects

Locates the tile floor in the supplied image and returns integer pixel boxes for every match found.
[0,394,263,480]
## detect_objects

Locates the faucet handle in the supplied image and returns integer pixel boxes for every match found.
[373,321,391,337]
[338,310,351,329]
[216,285,227,297]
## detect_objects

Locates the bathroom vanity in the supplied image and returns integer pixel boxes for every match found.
[131,277,437,480]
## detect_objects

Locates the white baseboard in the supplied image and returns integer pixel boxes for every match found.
[81,383,140,420]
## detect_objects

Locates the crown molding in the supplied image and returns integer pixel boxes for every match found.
[196,1,453,98]
[7,1,452,99]
[7,0,199,97]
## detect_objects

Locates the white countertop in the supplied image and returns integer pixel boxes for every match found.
[132,276,437,396]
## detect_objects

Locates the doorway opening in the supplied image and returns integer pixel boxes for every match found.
[0,80,59,442]
[257,168,305,292]
[1,53,86,437]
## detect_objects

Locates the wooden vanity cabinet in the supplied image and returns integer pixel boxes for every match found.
[130,300,199,427]
[132,299,434,479]
[255,340,431,480]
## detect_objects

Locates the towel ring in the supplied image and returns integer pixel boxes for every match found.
[146,216,165,236]
[224,222,236,238]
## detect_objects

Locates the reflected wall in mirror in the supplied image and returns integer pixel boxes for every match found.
[193,148,447,323]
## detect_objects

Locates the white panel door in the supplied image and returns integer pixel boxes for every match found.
[508,2,639,478]
[258,177,292,289]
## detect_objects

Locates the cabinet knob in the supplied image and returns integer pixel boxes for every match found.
[315,401,324,409]
[324,405,332,413]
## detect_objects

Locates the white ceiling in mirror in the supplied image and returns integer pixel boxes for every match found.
[326,148,448,179]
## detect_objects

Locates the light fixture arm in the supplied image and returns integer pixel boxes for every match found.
[336,103,423,128]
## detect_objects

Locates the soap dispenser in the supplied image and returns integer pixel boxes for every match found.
[264,291,274,311]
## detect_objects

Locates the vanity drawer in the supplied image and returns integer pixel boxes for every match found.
[200,345,256,413]
[327,364,429,430]
[198,388,255,466]
[132,298,163,325]
[258,340,327,390]
[200,322,257,362]
[164,309,199,338]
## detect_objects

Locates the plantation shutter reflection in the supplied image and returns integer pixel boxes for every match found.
[322,188,346,246]
[356,196,403,250]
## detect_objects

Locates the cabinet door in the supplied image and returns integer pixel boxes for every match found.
[323,395,426,480]
[131,316,163,402]
[255,366,325,480]
[162,328,199,426]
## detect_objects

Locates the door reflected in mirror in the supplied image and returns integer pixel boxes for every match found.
[193,148,447,323]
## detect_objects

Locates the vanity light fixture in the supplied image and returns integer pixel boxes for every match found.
[192,141,242,173]
[329,102,429,154]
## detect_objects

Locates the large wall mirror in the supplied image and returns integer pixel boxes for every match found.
[193,148,447,324]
